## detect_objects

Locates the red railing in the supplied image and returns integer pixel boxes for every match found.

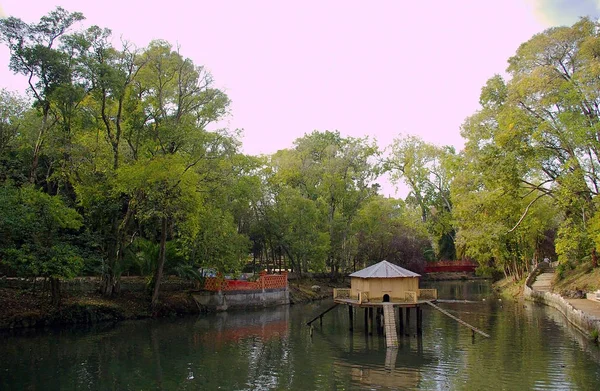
[203,272,288,291]
[424,260,478,273]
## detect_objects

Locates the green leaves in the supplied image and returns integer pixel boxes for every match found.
[0,183,83,280]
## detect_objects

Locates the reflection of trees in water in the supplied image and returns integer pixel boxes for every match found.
[423,280,491,301]
[194,307,292,390]
[2,290,600,390]
[538,305,600,361]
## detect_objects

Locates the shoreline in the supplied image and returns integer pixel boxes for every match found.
[522,263,600,339]
[0,277,345,331]
[1,272,487,331]
[492,263,600,340]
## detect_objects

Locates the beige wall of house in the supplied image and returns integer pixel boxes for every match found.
[350,277,419,302]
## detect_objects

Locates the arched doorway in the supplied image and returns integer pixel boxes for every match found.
[383,294,390,302]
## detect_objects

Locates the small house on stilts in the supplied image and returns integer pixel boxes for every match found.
[308,260,437,347]
[307,261,490,347]
[337,261,436,344]
[308,260,491,345]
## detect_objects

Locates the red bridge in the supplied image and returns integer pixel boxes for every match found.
[424,260,478,273]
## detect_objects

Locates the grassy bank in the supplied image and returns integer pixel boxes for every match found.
[493,276,526,300]
[493,261,600,299]
[0,277,347,330]
[553,262,600,296]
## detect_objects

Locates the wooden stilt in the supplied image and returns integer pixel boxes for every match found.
[405,307,411,336]
[348,305,354,332]
[398,307,404,335]
[364,308,368,334]
[369,307,374,335]
[416,306,423,335]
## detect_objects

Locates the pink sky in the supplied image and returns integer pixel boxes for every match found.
[0,1,593,196]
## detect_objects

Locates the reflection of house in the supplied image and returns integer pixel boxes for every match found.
[349,261,421,303]
[333,347,425,390]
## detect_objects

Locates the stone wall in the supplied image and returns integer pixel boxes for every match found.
[0,276,196,293]
[524,263,600,337]
[192,288,289,311]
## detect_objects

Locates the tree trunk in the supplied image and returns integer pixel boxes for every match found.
[592,248,598,268]
[151,216,168,308]
[50,277,61,306]
[100,219,121,296]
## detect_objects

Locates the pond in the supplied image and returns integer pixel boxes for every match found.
[1,280,599,390]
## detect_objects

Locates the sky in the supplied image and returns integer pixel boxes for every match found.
[1,0,599,196]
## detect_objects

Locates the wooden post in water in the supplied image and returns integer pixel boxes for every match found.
[369,307,374,335]
[348,306,354,332]
[398,307,404,335]
[416,306,423,335]
[405,307,411,336]
[364,308,368,334]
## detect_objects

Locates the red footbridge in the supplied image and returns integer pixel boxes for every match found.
[424,260,478,273]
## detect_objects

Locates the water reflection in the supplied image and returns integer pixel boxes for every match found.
[1,281,600,390]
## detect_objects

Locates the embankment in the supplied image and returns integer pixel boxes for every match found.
[0,276,345,330]
[523,263,600,338]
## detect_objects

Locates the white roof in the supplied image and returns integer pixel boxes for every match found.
[349,260,420,278]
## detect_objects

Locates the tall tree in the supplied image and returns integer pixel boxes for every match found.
[0,7,85,184]
[386,135,456,260]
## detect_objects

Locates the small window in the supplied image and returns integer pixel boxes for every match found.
[383,294,390,302]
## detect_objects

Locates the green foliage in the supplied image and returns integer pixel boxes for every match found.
[5,8,600,296]
[386,135,456,260]
[353,196,432,272]
[0,183,83,280]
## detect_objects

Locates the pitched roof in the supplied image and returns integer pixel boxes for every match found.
[349,260,420,278]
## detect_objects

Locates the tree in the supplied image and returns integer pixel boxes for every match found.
[275,131,381,276]
[0,183,83,304]
[353,195,432,273]
[0,7,85,183]
[386,135,456,260]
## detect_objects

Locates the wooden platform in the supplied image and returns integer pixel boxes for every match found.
[333,297,435,308]
[382,304,398,347]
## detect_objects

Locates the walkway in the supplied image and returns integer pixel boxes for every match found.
[566,298,600,319]
[530,271,554,292]
[530,264,600,319]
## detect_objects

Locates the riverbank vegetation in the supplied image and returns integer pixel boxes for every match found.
[0,277,341,329]
[1,9,600,309]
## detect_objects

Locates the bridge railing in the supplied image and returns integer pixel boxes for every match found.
[203,272,288,292]
[424,260,478,273]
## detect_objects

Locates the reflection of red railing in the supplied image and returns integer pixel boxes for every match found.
[203,272,288,291]
[194,320,288,347]
[424,261,477,273]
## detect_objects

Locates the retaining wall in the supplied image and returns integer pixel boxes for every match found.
[192,288,289,311]
[0,276,196,293]
[524,263,600,337]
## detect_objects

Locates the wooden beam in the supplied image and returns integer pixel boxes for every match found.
[425,301,490,338]
[306,303,339,326]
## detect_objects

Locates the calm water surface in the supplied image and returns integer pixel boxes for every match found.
[1,280,600,390]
